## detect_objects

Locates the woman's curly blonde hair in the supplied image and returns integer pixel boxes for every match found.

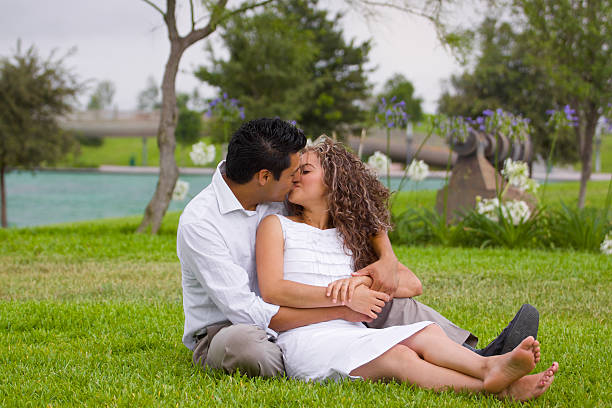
[288,137,392,271]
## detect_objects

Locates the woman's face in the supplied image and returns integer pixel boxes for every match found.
[288,151,327,207]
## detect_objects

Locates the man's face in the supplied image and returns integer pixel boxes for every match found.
[262,153,301,202]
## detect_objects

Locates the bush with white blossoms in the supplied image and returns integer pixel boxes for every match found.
[601,233,612,255]
[367,151,390,176]
[502,158,539,194]
[189,141,216,166]
[475,196,531,225]
[407,159,430,182]
[172,179,190,201]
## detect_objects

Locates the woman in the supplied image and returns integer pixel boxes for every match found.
[256,138,558,401]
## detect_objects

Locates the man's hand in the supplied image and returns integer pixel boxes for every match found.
[352,255,399,296]
[345,285,390,319]
[326,276,373,304]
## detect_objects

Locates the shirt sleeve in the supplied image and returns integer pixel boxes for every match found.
[177,222,280,331]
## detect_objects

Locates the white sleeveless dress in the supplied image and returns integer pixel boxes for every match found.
[274,215,433,382]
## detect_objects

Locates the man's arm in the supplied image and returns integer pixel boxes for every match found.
[352,230,399,296]
[395,263,423,298]
[269,306,372,333]
[178,222,280,328]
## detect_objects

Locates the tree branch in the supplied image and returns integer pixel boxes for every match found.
[354,0,441,23]
[189,0,195,31]
[165,0,179,41]
[221,0,275,22]
[141,0,166,17]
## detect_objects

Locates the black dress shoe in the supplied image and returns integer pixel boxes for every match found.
[476,304,539,357]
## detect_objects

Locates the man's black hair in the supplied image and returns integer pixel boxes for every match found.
[225,118,306,184]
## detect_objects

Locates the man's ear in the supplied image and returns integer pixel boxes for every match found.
[256,169,272,186]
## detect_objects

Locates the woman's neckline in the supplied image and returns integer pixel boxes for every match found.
[281,215,336,232]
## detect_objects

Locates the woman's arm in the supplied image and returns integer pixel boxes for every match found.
[327,263,422,303]
[256,215,334,308]
[256,215,389,317]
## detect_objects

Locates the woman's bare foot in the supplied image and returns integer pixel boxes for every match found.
[483,336,539,393]
[497,362,559,401]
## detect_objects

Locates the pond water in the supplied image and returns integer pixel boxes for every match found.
[4,171,445,228]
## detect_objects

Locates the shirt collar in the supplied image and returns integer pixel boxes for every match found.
[212,160,257,216]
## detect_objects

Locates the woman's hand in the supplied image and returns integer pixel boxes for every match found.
[345,285,390,319]
[326,276,373,304]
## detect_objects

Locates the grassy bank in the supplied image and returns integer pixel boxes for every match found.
[1,213,611,406]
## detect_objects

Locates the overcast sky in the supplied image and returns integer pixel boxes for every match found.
[0,0,468,113]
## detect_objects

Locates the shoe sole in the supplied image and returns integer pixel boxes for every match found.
[500,304,539,354]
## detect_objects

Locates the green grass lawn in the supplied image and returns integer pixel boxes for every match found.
[1,208,611,406]
[60,138,221,168]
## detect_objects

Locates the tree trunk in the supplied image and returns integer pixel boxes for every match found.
[577,107,599,209]
[136,43,184,234]
[1,166,6,228]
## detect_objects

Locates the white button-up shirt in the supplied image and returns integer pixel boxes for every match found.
[177,161,284,351]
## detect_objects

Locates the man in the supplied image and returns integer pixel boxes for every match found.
[177,118,538,377]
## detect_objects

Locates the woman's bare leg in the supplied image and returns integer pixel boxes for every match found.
[349,342,558,402]
[401,324,539,392]
[350,344,484,393]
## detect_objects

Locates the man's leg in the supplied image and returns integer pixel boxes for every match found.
[193,323,284,377]
[366,298,477,346]
[367,299,540,357]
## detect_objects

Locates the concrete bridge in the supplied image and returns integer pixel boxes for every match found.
[60,110,456,168]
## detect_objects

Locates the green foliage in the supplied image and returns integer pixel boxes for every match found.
[437,18,577,164]
[0,42,80,171]
[377,73,423,123]
[461,207,546,249]
[175,93,203,147]
[547,203,611,252]
[87,79,115,111]
[196,0,371,138]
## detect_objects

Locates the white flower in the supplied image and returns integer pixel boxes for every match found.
[189,141,216,166]
[601,233,612,255]
[504,200,531,224]
[476,197,502,222]
[502,158,538,193]
[475,197,530,225]
[172,179,190,201]
[367,151,390,176]
[407,159,430,182]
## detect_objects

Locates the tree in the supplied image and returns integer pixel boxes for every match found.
[514,0,612,208]
[137,0,274,234]
[0,43,80,228]
[196,0,372,138]
[378,73,423,123]
[437,18,577,164]
[137,75,161,111]
[139,0,478,233]
[87,80,115,110]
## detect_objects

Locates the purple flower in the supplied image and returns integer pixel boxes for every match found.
[390,96,397,103]
[545,109,556,115]
[223,92,228,99]
[387,122,394,128]
[483,109,494,117]
[496,108,504,115]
